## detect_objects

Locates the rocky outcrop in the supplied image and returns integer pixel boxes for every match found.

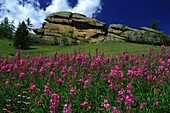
[31,11,170,45]
[32,11,107,45]
[104,24,167,45]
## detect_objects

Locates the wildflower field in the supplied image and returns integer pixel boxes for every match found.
[0,45,169,113]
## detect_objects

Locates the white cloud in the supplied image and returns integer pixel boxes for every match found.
[70,0,102,17]
[0,0,103,29]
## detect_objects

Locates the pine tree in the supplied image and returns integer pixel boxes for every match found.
[151,19,159,30]
[25,18,33,31]
[0,17,15,39]
[13,21,29,49]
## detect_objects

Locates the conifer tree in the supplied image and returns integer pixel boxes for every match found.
[151,19,159,30]
[0,17,15,39]
[25,18,33,31]
[13,21,29,49]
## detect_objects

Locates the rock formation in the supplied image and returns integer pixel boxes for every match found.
[104,24,166,45]
[31,11,169,45]
[32,11,107,45]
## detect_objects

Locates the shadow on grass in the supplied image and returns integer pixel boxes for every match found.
[8,47,37,57]
[20,47,37,50]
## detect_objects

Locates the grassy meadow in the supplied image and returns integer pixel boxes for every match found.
[1,38,170,58]
[0,38,169,112]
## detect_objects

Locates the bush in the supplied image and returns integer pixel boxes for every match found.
[158,32,170,45]
[53,36,60,45]
[80,38,90,44]
[61,37,68,46]
[60,34,69,46]
[67,33,78,45]
[13,21,29,49]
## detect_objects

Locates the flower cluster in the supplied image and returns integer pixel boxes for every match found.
[0,45,169,112]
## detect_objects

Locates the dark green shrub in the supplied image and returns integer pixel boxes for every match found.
[158,32,170,45]
[53,36,60,45]
[71,37,78,45]
[80,36,91,44]
[60,34,69,46]
[68,33,78,45]
[61,37,68,45]
[120,25,126,31]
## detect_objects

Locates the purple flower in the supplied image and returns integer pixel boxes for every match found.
[104,103,111,111]
[70,87,76,92]
[38,101,42,106]
[32,68,37,74]
[80,102,88,106]
[50,71,54,77]
[63,104,72,113]
[5,81,10,88]
[109,81,114,91]
[154,101,159,105]
[6,69,11,73]
[161,45,165,51]
[68,67,73,74]
[61,66,67,74]
[19,72,25,79]
[15,83,22,89]
[140,102,145,109]
[96,47,98,51]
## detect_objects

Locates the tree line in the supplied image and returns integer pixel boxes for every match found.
[0,17,33,49]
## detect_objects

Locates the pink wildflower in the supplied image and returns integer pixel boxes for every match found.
[50,71,55,77]
[161,45,165,51]
[15,83,22,89]
[49,93,60,112]
[32,68,37,73]
[154,101,159,105]
[68,67,73,74]
[96,46,98,51]
[19,72,25,80]
[28,83,36,93]
[6,69,11,73]
[38,101,42,106]
[5,81,10,88]
[61,66,67,74]
[80,102,91,110]
[140,102,145,109]
[80,102,88,106]
[63,104,72,113]
[104,103,111,111]
[70,87,76,92]
[83,79,91,89]
[109,81,114,91]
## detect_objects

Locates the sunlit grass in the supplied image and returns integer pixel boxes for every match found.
[0,38,169,58]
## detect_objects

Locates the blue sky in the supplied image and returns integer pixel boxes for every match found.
[0,0,169,35]
[96,0,170,35]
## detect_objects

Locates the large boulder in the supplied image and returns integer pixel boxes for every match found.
[33,11,107,45]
